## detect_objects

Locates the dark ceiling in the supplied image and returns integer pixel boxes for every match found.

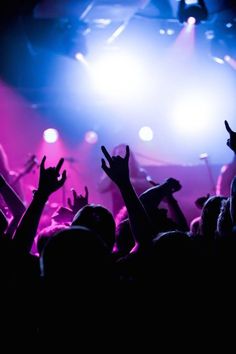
[1,1,236,23]
[1,1,236,89]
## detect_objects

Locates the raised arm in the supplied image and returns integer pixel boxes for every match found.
[230,176,236,227]
[0,174,26,237]
[101,145,153,252]
[165,197,189,232]
[13,156,67,254]
[139,178,178,210]
[139,177,188,231]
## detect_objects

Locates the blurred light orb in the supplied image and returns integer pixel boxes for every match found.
[85,131,98,144]
[213,57,225,65]
[139,126,154,142]
[43,128,59,143]
[167,28,175,35]
[224,55,231,62]
[187,17,196,25]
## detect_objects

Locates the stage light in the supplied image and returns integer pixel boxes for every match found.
[199,153,208,160]
[75,52,85,62]
[212,57,225,65]
[187,17,196,25]
[167,29,175,36]
[210,38,230,65]
[84,131,98,144]
[139,126,153,142]
[224,55,231,62]
[43,128,59,143]
[177,0,208,25]
[205,30,214,40]
[74,52,89,68]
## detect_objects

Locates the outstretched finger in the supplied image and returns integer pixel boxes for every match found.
[68,197,73,210]
[225,120,233,134]
[56,158,64,173]
[84,186,89,200]
[58,170,67,187]
[72,189,77,200]
[101,158,110,175]
[125,145,130,162]
[101,146,113,164]
[40,156,46,172]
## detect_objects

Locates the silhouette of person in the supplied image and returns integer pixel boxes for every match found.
[0,144,24,211]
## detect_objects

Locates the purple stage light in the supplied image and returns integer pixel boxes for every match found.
[43,128,59,143]
[85,131,98,144]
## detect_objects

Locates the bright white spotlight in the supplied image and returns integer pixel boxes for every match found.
[139,126,153,142]
[43,128,59,144]
[224,55,231,62]
[91,52,144,99]
[187,16,196,25]
[85,131,98,144]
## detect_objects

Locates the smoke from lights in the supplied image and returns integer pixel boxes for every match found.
[90,52,145,100]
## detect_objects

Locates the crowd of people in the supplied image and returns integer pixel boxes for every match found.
[0,120,236,348]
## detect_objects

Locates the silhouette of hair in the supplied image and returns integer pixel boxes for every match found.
[41,226,110,283]
[0,209,8,235]
[72,204,115,252]
[153,231,193,261]
[35,224,68,255]
[200,196,227,239]
[217,198,233,238]
[114,218,135,256]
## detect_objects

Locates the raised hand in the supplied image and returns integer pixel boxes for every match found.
[0,174,6,188]
[68,186,88,215]
[101,145,130,187]
[225,120,236,153]
[165,178,182,194]
[195,193,210,209]
[37,156,67,198]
